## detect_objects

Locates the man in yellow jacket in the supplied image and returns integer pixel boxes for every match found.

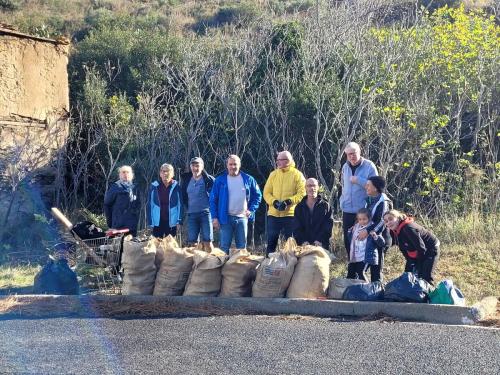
[263,151,306,255]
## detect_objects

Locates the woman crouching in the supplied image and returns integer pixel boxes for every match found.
[383,210,440,284]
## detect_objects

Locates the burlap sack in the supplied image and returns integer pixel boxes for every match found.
[252,238,298,298]
[220,249,264,297]
[154,237,195,296]
[154,235,186,268]
[183,248,228,296]
[327,278,367,299]
[122,236,157,295]
[286,243,331,298]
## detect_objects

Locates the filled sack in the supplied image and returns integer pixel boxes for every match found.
[343,281,384,301]
[122,236,157,295]
[183,248,228,296]
[33,257,79,295]
[154,237,195,296]
[287,242,331,298]
[252,238,298,298]
[220,249,264,297]
[384,272,433,303]
[327,278,368,300]
[429,279,465,306]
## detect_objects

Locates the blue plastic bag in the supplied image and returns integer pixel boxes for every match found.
[342,281,384,301]
[384,272,433,303]
[33,257,79,295]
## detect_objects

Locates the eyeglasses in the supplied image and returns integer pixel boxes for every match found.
[276,158,288,161]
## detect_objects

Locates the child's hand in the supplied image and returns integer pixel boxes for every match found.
[369,231,378,239]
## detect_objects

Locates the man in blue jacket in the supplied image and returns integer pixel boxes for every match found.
[339,142,378,257]
[147,163,184,238]
[210,155,262,253]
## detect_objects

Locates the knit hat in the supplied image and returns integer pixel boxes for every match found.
[368,175,386,193]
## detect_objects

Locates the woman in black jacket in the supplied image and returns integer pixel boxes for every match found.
[103,165,140,236]
[383,209,440,284]
[293,178,333,250]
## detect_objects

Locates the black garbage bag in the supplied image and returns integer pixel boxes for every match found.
[72,221,105,240]
[343,281,384,301]
[384,272,433,303]
[33,258,80,295]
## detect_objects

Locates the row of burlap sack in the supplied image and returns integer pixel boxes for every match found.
[121,236,333,298]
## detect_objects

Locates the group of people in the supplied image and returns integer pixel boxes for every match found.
[103,143,440,284]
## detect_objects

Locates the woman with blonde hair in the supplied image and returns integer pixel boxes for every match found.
[383,209,440,284]
[103,165,140,236]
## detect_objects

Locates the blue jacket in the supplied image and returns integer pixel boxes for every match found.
[103,180,140,235]
[147,180,184,228]
[340,158,378,214]
[209,171,262,225]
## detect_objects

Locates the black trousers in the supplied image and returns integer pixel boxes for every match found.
[404,251,439,284]
[152,217,177,239]
[342,212,357,258]
[347,262,367,281]
[266,216,294,256]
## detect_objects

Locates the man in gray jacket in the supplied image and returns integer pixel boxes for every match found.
[340,142,378,257]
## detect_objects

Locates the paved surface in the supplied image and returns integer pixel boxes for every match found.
[0,315,499,375]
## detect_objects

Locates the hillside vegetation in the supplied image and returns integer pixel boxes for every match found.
[0,1,498,301]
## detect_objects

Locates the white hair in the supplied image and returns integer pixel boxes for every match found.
[344,142,361,153]
[118,165,133,174]
[160,163,174,172]
[306,178,319,186]
[227,154,241,164]
[278,150,294,163]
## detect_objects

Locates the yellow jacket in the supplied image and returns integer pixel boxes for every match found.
[263,163,306,217]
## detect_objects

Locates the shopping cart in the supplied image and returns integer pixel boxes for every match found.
[51,207,128,294]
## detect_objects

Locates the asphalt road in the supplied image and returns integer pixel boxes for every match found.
[0,315,499,375]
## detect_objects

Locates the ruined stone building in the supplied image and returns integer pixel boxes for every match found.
[0,27,70,252]
[0,26,70,203]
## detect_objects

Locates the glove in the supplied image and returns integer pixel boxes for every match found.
[273,200,281,210]
[283,199,292,207]
[277,201,287,211]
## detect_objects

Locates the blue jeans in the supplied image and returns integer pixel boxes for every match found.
[219,216,248,253]
[187,210,213,243]
[266,216,294,256]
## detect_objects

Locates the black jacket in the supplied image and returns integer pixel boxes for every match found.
[391,218,440,261]
[179,170,215,210]
[293,195,333,250]
[365,193,393,249]
[103,180,140,235]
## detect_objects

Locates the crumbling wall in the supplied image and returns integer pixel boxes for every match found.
[0,31,70,254]
[0,30,69,159]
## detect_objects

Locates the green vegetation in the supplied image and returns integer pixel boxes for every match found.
[0,1,498,301]
[0,264,40,289]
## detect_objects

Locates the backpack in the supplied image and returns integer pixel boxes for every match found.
[33,257,80,295]
[428,280,465,306]
[384,272,433,303]
[72,221,105,240]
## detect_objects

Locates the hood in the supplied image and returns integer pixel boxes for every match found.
[278,161,296,173]
[393,217,414,236]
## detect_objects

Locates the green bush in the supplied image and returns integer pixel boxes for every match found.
[0,0,19,11]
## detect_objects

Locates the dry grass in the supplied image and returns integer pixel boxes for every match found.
[0,295,251,318]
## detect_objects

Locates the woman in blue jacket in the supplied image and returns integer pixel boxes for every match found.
[147,163,184,238]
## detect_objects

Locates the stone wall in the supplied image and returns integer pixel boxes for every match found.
[0,28,70,163]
